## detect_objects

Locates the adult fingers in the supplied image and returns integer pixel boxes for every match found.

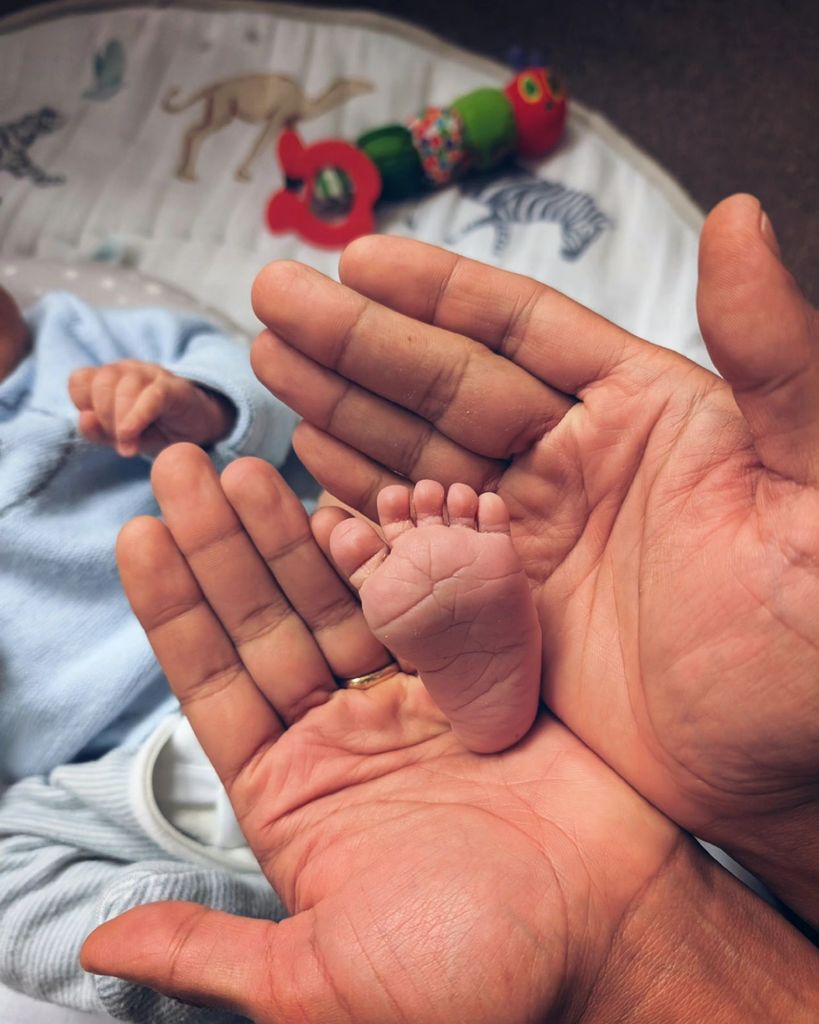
[292,421,443,522]
[220,457,390,682]
[251,261,569,460]
[698,193,819,485]
[116,513,283,792]
[81,903,330,1024]
[150,444,338,725]
[261,332,506,491]
[338,235,654,396]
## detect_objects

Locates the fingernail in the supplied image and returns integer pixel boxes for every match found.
[758,208,781,258]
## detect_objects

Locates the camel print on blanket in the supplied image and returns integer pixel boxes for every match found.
[0,107,66,187]
[453,172,611,260]
[162,73,374,183]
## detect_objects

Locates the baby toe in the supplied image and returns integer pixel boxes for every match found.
[377,484,414,545]
[446,483,479,529]
[329,517,389,590]
[412,479,446,527]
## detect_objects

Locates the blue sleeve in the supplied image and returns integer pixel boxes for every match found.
[27,293,297,469]
[155,324,297,471]
[93,304,298,470]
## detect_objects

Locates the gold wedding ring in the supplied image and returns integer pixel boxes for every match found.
[339,662,401,690]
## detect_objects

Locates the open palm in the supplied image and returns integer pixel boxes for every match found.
[81,444,678,1023]
[506,335,819,837]
[249,195,819,917]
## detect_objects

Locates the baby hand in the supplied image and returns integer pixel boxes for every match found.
[68,359,235,457]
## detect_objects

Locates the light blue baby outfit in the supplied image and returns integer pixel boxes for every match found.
[0,292,295,782]
[0,293,297,1022]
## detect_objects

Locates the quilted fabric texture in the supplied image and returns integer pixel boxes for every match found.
[0,1,711,367]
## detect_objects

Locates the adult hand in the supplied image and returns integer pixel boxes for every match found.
[78,443,817,1024]
[249,194,819,923]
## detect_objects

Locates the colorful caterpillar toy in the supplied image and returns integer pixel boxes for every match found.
[266,67,567,247]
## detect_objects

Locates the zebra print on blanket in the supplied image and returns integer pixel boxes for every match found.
[453,173,611,260]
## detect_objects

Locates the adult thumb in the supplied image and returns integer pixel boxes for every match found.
[697,193,819,484]
[81,901,325,1022]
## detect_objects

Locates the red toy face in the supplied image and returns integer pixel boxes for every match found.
[504,67,567,158]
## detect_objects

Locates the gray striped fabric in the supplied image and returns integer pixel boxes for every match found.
[0,742,284,1022]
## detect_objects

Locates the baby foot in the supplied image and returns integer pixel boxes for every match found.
[329,480,542,753]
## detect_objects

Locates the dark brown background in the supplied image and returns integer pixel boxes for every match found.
[4,0,818,300]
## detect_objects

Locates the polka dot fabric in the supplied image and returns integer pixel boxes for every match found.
[1,260,245,340]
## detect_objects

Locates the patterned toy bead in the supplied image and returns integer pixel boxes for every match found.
[311,165,355,218]
[407,105,468,185]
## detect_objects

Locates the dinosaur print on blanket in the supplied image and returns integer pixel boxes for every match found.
[0,107,66,187]
[454,172,611,260]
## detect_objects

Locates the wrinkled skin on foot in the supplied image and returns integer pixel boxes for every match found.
[330,479,542,753]
[249,194,819,919]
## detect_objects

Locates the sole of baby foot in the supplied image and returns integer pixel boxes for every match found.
[330,480,542,753]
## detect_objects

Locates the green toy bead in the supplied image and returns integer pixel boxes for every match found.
[450,88,517,169]
[311,165,355,218]
[356,124,426,200]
